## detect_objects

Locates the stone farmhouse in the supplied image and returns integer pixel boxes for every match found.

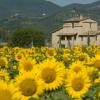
[52,16,100,48]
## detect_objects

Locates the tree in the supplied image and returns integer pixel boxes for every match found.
[10,28,33,47]
[9,28,46,47]
[32,30,46,47]
[0,28,8,42]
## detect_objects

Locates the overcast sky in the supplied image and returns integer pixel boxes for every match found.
[47,0,98,6]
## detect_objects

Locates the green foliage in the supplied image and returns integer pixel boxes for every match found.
[40,87,72,100]
[9,28,46,47]
[29,98,39,100]
[0,0,60,18]
[32,30,46,47]
[84,83,100,100]
[10,28,33,47]
[0,28,8,41]
[0,0,100,43]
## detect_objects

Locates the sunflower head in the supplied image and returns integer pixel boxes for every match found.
[78,53,89,62]
[47,48,56,57]
[70,61,85,73]
[92,55,100,71]
[41,67,56,83]
[71,77,84,91]
[63,54,70,62]
[19,78,37,96]
[0,57,8,68]
[39,59,65,91]
[15,52,24,61]
[14,72,44,100]
[19,58,37,73]
[0,69,10,81]
[65,72,91,99]
[0,80,16,100]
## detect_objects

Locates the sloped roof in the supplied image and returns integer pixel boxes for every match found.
[52,27,63,34]
[64,17,89,23]
[81,19,96,23]
[64,17,96,23]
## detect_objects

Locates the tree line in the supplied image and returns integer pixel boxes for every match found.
[0,28,47,47]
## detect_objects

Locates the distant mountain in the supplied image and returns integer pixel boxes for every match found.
[38,0,100,33]
[0,0,60,19]
[59,0,100,21]
[45,0,100,32]
[0,0,100,35]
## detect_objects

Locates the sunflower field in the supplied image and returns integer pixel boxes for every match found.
[0,45,100,100]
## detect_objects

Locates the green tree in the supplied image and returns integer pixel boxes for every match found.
[10,28,33,47]
[0,28,8,41]
[32,30,46,47]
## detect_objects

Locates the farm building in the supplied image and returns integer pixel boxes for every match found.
[52,16,100,48]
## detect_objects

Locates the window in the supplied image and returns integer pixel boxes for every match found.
[61,36,65,40]
[67,36,72,40]
[74,35,76,40]
[96,35,97,41]
[81,37,83,41]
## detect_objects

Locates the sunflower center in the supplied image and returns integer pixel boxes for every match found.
[73,66,81,73]
[19,79,37,96]
[0,89,12,100]
[0,59,6,67]
[79,56,85,61]
[17,55,22,59]
[41,67,56,83]
[72,77,84,91]
[23,62,33,71]
[48,50,54,56]
[94,60,100,70]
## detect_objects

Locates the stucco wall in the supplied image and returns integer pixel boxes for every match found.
[52,18,99,48]
[97,35,100,45]
[52,30,62,48]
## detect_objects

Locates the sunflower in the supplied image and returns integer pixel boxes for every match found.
[73,46,82,54]
[65,72,91,99]
[92,54,100,71]
[78,53,89,62]
[95,77,100,84]
[63,54,70,62]
[46,48,56,57]
[87,45,98,53]
[39,59,65,91]
[14,72,44,100]
[0,69,10,81]
[63,48,70,54]
[69,61,85,73]
[0,80,16,100]
[15,52,24,61]
[0,57,8,68]
[19,58,37,73]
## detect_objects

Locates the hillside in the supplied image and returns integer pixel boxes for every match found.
[0,0,100,36]
[38,0,100,33]
[57,0,100,22]
[0,0,60,19]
